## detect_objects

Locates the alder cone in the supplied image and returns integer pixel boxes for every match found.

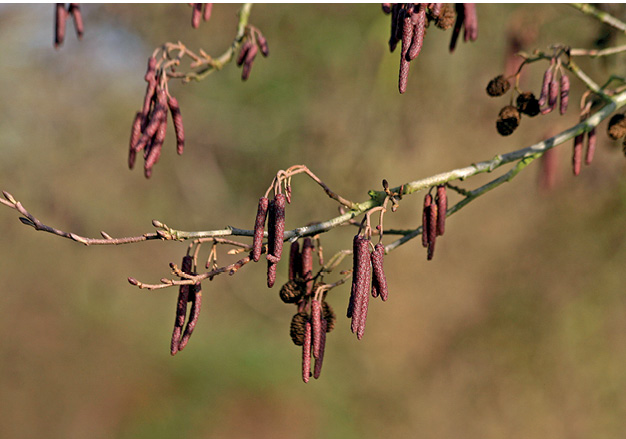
[608,114,626,140]
[496,105,521,136]
[279,279,304,304]
[486,75,510,97]
[516,92,540,117]
[290,312,308,346]
[434,4,455,30]
[322,301,336,333]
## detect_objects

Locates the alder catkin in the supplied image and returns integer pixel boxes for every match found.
[252,197,268,263]
[538,68,553,107]
[463,3,478,42]
[302,321,312,383]
[408,7,426,61]
[288,241,301,281]
[399,14,413,94]
[559,75,570,115]
[256,31,270,57]
[312,300,322,359]
[572,133,583,176]
[301,237,314,295]
[202,3,213,22]
[323,301,336,332]
[371,243,388,302]
[436,185,447,236]
[128,112,142,169]
[171,255,193,356]
[585,127,596,166]
[449,4,464,52]
[191,3,202,28]
[389,4,401,52]
[427,202,438,261]
[241,44,258,81]
[313,319,327,379]
[422,194,432,247]
[178,283,202,351]
[353,236,371,339]
[271,194,286,263]
[542,78,558,114]
[144,113,167,178]
[167,95,185,155]
[54,3,67,48]
[68,4,83,39]
[266,198,277,287]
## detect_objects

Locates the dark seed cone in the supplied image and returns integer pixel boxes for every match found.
[427,202,438,261]
[178,283,202,351]
[171,255,193,356]
[290,312,308,346]
[371,243,389,301]
[288,241,301,281]
[54,3,67,48]
[559,75,570,115]
[167,96,185,155]
[68,4,83,39]
[585,128,596,166]
[434,4,455,30]
[191,3,202,28]
[538,68,553,107]
[572,133,583,176]
[322,301,336,333]
[279,280,304,304]
[608,114,626,140]
[486,75,510,97]
[252,197,269,263]
[313,319,327,379]
[496,105,521,136]
[422,194,432,247]
[436,185,447,236]
[312,300,322,359]
[516,92,540,117]
[301,237,314,295]
[302,321,312,383]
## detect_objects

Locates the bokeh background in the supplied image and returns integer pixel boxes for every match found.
[1,4,626,438]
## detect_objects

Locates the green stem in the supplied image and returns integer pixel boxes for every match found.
[570,3,626,34]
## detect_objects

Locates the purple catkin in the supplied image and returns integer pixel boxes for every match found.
[547,78,558,113]
[241,44,258,81]
[266,199,277,287]
[408,7,426,61]
[191,3,202,28]
[203,3,213,22]
[135,91,167,153]
[449,4,464,52]
[128,112,142,169]
[302,321,312,383]
[427,202,438,261]
[346,234,361,319]
[288,241,300,281]
[430,3,443,18]
[167,96,185,155]
[68,4,83,39]
[252,197,268,262]
[312,300,322,359]
[559,75,570,115]
[301,237,314,294]
[463,3,478,42]
[585,128,596,165]
[256,31,270,57]
[171,255,193,356]
[313,319,327,379]
[144,112,167,172]
[389,4,401,52]
[178,283,202,351]
[371,243,389,302]
[352,236,371,338]
[538,68,553,107]
[271,194,286,262]
[572,133,583,176]
[54,4,67,48]
[422,194,432,247]
[141,58,158,119]
[436,185,447,236]
[237,41,252,66]
[371,277,379,298]
[399,14,413,94]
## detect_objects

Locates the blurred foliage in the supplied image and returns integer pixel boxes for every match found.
[1,4,626,439]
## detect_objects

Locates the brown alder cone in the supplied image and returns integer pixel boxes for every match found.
[516,92,540,117]
[252,197,268,263]
[68,4,83,39]
[399,14,413,94]
[54,4,67,49]
[434,4,455,30]
[436,185,447,236]
[302,321,312,383]
[167,95,185,155]
[128,112,142,169]
[313,319,327,379]
[141,57,158,120]
[371,243,388,302]
[288,241,301,281]
[607,114,626,140]
[422,193,432,247]
[171,255,193,356]
[312,299,322,359]
[290,312,308,346]
[486,75,510,97]
[496,105,521,136]
[301,237,314,295]
[322,301,336,332]
[178,283,202,351]
[427,202,438,260]
[279,280,303,304]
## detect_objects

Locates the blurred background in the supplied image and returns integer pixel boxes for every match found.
[1,4,626,438]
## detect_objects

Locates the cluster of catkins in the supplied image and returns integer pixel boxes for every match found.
[252,191,288,287]
[281,240,336,383]
[487,60,570,137]
[607,112,626,156]
[54,3,83,48]
[128,56,185,178]
[170,255,203,356]
[346,235,389,341]
[236,27,270,81]
[421,185,447,260]
[190,3,213,28]
[383,3,478,94]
